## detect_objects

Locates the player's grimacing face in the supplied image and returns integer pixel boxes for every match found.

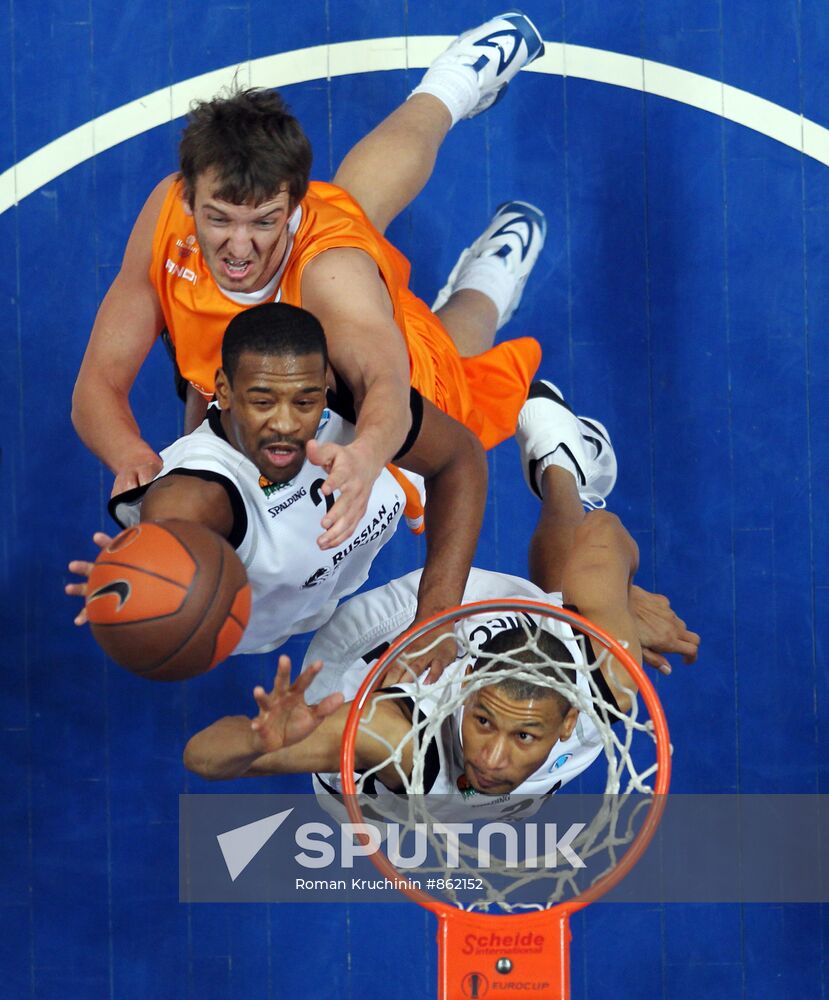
[186,169,293,294]
[216,350,327,483]
[461,686,577,796]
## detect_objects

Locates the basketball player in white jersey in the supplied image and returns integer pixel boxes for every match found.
[183,383,699,805]
[67,301,486,673]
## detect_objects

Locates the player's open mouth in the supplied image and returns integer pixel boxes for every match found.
[263,444,300,469]
[223,258,252,278]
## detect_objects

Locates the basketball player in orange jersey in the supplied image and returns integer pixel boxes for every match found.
[72,13,548,551]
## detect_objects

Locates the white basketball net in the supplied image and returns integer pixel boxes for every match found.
[346,603,668,912]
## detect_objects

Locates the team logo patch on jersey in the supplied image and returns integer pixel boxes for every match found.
[456,774,478,799]
[259,475,294,499]
[302,566,332,589]
[267,486,307,518]
[549,753,572,772]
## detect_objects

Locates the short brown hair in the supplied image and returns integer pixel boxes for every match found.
[179,88,312,207]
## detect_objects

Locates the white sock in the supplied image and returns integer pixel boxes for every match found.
[445,256,514,325]
[535,451,580,497]
[409,67,479,127]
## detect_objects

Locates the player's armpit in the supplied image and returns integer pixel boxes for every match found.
[140,474,235,539]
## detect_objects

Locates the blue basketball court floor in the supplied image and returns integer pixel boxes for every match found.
[2,2,827,997]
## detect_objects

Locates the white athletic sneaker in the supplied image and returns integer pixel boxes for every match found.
[411,11,545,125]
[431,201,546,329]
[516,380,618,507]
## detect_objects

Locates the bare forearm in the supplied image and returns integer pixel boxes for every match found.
[415,437,487,621]
[352,371,411,470]
[71,374,157,474]
[184,711,344,780]
[183,716,264,781]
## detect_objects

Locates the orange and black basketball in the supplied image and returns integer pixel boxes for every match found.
[85,520,251,681]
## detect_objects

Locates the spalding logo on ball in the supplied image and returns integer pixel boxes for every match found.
[85,520,251,681]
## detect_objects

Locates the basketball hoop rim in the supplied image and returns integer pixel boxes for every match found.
[339,597,671,919]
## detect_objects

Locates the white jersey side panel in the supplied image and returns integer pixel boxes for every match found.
[114,406,409,653]
[307,568,606,816]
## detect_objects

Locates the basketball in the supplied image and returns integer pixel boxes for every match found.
[85,520,251,681]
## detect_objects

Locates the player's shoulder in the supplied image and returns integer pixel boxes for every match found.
[136,174,180,225]
[462,568,560,605]
[160,406,248,476]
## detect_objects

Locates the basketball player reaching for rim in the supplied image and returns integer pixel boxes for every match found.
[72,12,548,552]
[67,302,489,677]
[183,383,699,802]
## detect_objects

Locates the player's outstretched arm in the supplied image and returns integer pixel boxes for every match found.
[138,473,235,536]
[183,657,412,784]
[71,177,174,496]
[387,398,488,683]
[560,510,643,713]
[301,248,413,549]
[66,475,235,624]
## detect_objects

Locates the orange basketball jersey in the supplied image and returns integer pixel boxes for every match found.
[149,179,540,449]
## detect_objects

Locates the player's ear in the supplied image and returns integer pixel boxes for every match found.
[559,706,579,741]
[214,368,231,408]
[181,184,195,217]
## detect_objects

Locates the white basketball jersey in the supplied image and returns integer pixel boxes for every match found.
[307,568,607,817]
[112,405,417,654]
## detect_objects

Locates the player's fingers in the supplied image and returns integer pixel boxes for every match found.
[315,692,345,719]
[381,662,407,686]
[92,532,114,550]
[252,685,271,714]
[317,511,361,550]
[273,655,292,695]
[305,439,336,473]
[293,662,322,693]
[68,559,95,578]
[642,648,672,675]
[73,608,89,627]
[424,659,445,685]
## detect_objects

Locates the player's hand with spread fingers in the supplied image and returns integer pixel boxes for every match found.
[382,622,459,686]
[250,656,344,753]
[305,436,384,549]
[64,532,115,626]
[630,585,700,675]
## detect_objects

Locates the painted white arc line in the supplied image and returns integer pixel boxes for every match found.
[2,36,828,217]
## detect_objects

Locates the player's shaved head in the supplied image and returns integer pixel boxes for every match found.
[221,303,329,385]
[472,627,577,718]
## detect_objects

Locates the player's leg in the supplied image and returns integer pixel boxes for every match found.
[333,12,545,235]
[515,381,618,591]
[433,201,546,356]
